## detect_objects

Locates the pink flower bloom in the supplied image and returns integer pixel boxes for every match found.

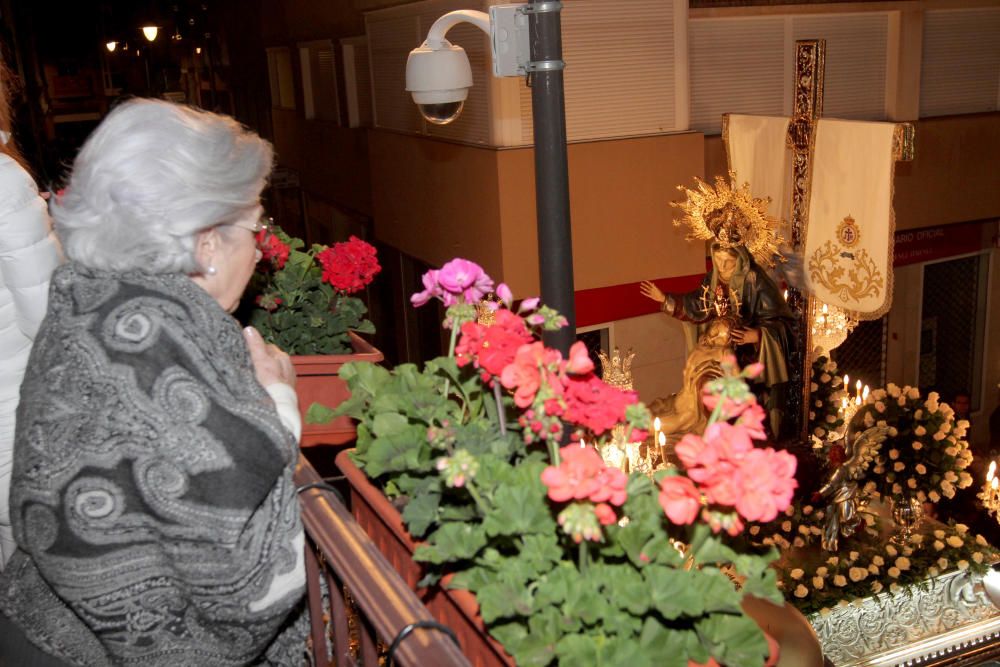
[742,362,765,379]
[675,433,707,469]
[564,341,595,375]
[455,310,533,378]
[732,448,798,522]
[437,258,494,305]
[518,297,540,313]
[701,392,754,420]
[500,342,551,408]
[496,282,513,307]
[411,269,442,307]
[735,402,768,441]
[540,445,629,507]
[659,476,701,525]
[593,502,617,526]
[562,373,637,436]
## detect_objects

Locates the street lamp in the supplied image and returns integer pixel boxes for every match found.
[406,2,576,353]
[142,25,159,42]
[105,41,118,53]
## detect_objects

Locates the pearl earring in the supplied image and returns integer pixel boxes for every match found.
[206,266,217,275]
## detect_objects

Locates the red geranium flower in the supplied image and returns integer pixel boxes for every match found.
[257,229,290,269]
[317,236,381,293]
[455,310,533,378]
[561,372,638,436]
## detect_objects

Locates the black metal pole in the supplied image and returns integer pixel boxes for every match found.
[527,1,575,355]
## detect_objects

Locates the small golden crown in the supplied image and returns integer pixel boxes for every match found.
[672,172,784,268]
[475,294,501,326]
[598,347,636,391]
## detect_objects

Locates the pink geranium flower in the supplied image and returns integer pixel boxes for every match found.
[455,310,533,378]
[659,476,701,525]
[437,258,494,305]
[540,444,629,507]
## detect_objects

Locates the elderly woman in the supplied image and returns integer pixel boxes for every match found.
[0,100,306,665]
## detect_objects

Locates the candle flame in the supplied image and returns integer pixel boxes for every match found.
[658,432,666,446]
[653,416,661,431]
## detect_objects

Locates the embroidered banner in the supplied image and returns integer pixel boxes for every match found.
[804,118,898,318]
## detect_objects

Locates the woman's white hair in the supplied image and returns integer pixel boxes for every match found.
[52,98,273,273]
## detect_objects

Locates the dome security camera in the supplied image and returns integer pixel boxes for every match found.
[406,39,473,126]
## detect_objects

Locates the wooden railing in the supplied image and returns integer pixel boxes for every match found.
[294,456,471,667]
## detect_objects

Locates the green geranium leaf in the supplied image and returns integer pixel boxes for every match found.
[638,618,699,667]
[476,581,534,624]
[491,616,559,667]
[483,484,555,537]
[304,401,338,424]
[400,489,440,538]
[371,412,409,438]
[363,431,428,478]
[644,565,707,619]
[414,522,488,564]
[695,612,769,667]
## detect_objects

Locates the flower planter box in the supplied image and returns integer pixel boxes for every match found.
[335,449,515,667]
[293,333,383,448]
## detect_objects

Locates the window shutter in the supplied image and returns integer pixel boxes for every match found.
[688,17,786,135]
[299,40,341,123]
[520,0,680,144]
[920,8,1000,118]
[791,13,889,121]
[342,36,374,128]
[367,13,422,133]
[266,47,296,110]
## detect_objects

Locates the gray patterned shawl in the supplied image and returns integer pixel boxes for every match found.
[0,263,307,666]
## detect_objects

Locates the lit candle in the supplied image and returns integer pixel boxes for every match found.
[653,416,661,446]
[862,385,870,402]
[856,379,862,401]
[844,374,850,391]
[988,461,996,482]
[579,438,586,448]
[783,290,789,301]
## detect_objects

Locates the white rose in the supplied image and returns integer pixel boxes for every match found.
[803,505,814,515]
[749,525,761,535]
[938,557,949,569]
[958,560,970,570]
[868,564,880,575]
[959,472,973,488]
[892,483,903,494]
[886,545,898,556]
[915,463,927,475]
[816,566,828,576]
[810,382,819,392]
[934,432,946,442]
[810,526,822,536]
[945,470,958,482]
[849,567,868,582]
[977,535,989,547]
[896,557,911,570]
[907,478,917,489]
[871,580,884,593]
[790,568,804,580]
[793,537,805,548]
[928,566,939,577]
[917,490,927,502]
[887,383,900,396]
[826,414,837,423]
[890,582,901,593]
[872,556,885,566]
[955,523,968,535]
[875,401,887,413]
[781,520,792,532]
[897,395,907,407]
[794,584,809,598]
[888,566,901,578]
[912,441,923,450]
[889,449,899,460]
[929,490,941,502]
[833,574,847,587]
[813,576,825,589]
[946,535,963,548]
[907,387,920,399]
[914,426,927,436]
[849,551,859,561]
[894,462,905,472]
[973,552,984,564]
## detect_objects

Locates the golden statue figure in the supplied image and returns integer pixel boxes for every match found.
[648,317,737,457]
[641,175,796,440]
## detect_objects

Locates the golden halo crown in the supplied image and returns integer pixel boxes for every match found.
[671,173,785,268]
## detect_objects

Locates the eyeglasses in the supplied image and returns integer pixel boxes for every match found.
[228,216,273,249]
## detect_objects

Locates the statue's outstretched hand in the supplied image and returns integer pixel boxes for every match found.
[639,280,666,304]
[731,327,761,345]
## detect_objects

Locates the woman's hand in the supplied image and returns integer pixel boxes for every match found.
[244,326,296,388]
[731,327,761,345]
[639,280,666,304]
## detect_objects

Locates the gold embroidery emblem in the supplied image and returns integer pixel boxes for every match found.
[808,240,884,302]
[836,215,860,248]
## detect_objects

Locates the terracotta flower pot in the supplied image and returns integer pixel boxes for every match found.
[335,449,514,667]
[293,332,383,448]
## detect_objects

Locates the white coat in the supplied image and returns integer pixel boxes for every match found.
[0,153,60,568]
